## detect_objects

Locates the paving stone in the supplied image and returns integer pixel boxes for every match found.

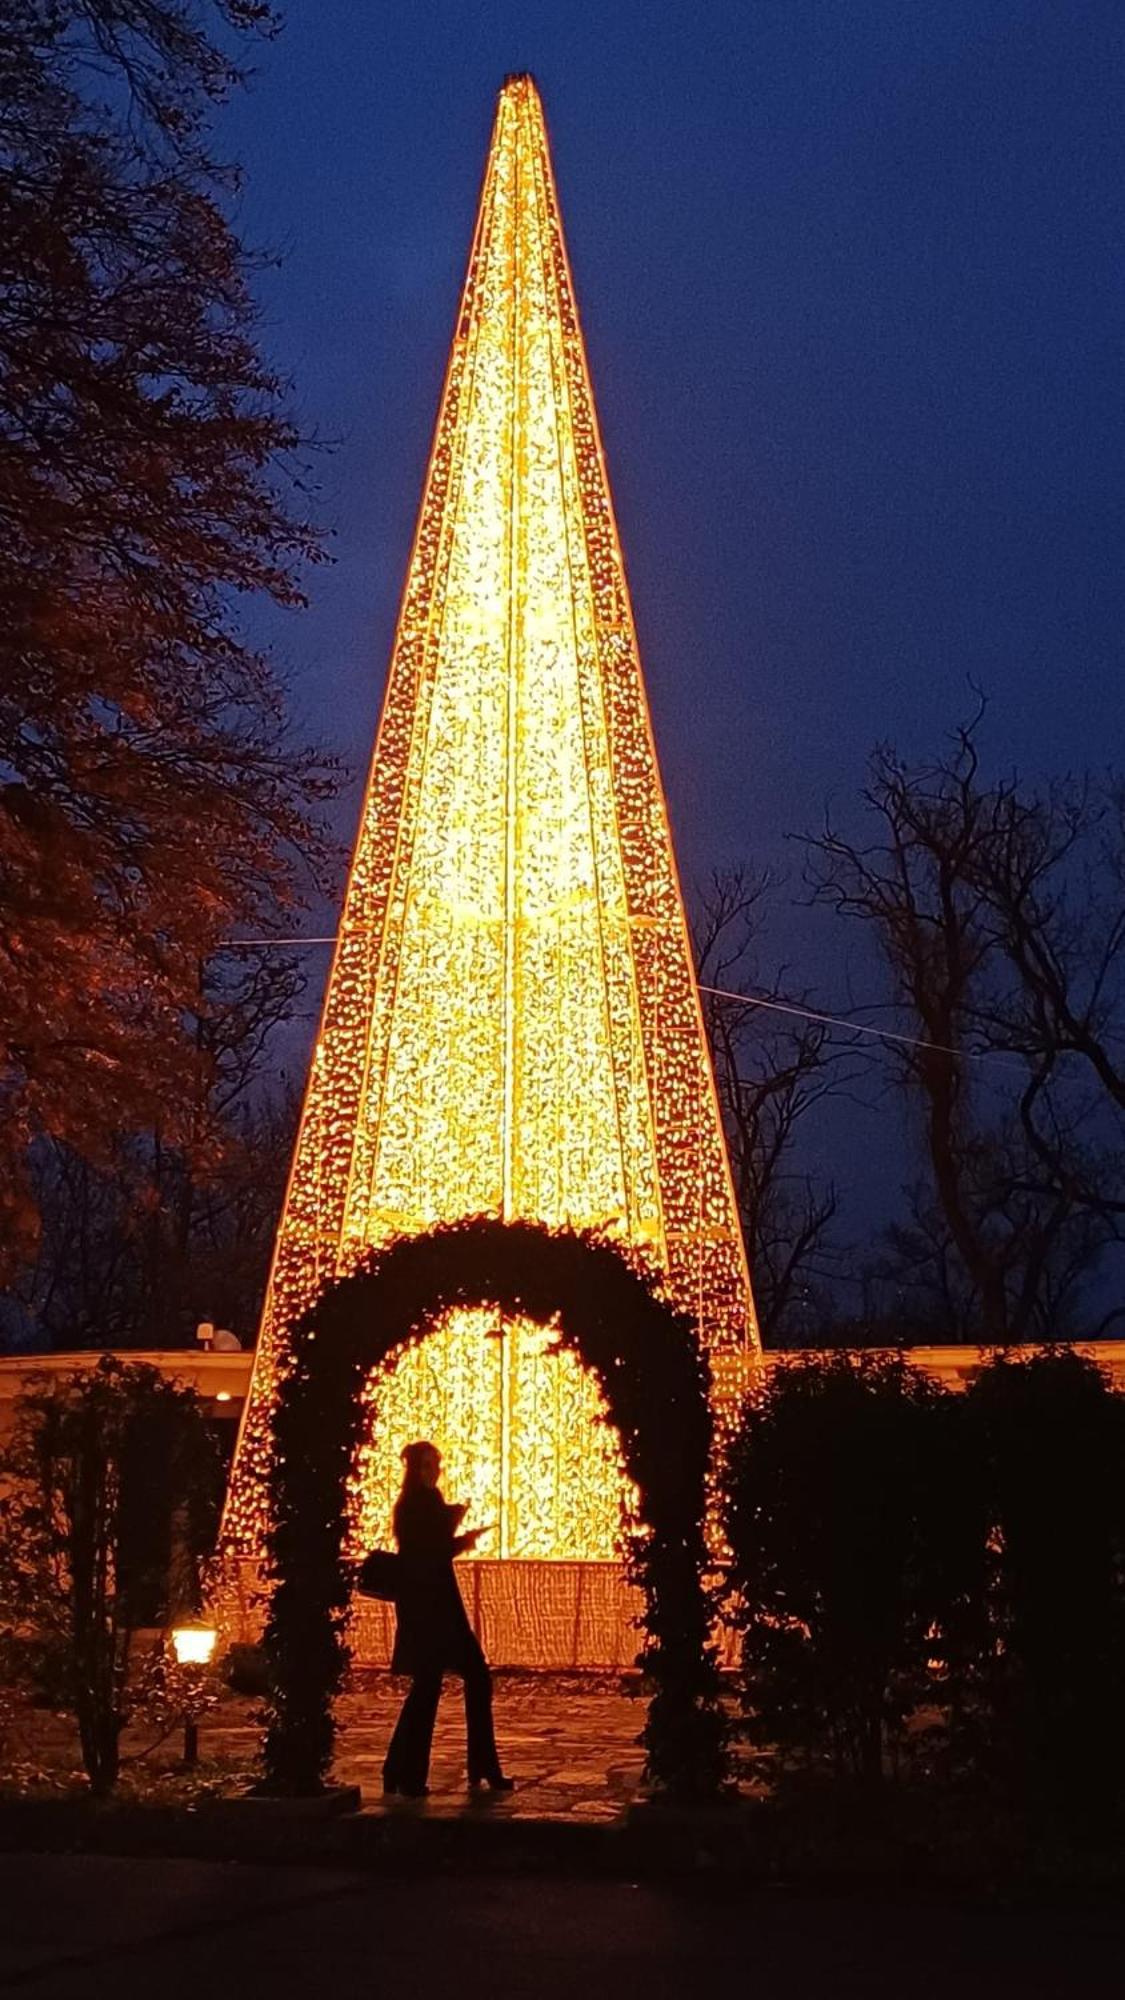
[4,1670,652,1830]
[327,1672,645,1820]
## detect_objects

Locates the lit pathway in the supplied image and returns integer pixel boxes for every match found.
[177,1673,647,1820]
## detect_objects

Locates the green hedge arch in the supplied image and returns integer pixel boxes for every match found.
[262,1217,727,1799]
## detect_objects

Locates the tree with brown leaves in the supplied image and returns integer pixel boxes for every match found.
[0,3,337,1269]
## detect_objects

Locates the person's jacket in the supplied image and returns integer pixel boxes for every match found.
[390,1483,475,1676]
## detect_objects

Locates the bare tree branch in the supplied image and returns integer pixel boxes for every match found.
[799,709,1125,1341]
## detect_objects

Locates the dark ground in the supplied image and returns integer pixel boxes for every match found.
[1,1854,1124,1998]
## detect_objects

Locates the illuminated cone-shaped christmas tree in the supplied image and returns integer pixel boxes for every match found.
[223,75,758,1591]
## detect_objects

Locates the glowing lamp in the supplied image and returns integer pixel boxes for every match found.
[170,1620,217,1769]
[171,1619,217,1669]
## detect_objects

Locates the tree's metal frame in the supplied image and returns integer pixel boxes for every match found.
[222,76,757,1568]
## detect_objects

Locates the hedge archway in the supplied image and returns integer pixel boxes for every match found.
[262,1217,727,1799]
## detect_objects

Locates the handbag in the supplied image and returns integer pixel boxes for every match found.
[355,1548,401,1602]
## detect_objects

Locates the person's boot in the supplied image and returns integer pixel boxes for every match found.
[383,1765,429,1798]
[469,1770,515,1792]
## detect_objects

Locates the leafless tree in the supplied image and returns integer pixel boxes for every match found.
[961,770,1125,1220]
[801,707,1125,1342]
[694,866,863,1344]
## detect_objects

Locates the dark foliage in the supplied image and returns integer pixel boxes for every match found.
[262,1218,725,1799]
[0,1355,224,1793]
[965,1347,1125,1824]
[4,972,303,1354]
[0,1,338,1272]
[722,1351,975,1781]
[222,1640,271,1697]
[724,1344,1125,1830]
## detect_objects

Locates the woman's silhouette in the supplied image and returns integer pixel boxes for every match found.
[382,1440,513,1798]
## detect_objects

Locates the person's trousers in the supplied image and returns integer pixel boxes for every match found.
[384,1632,500,1790]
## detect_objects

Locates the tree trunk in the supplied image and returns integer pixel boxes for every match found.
[76,1683,121,1796]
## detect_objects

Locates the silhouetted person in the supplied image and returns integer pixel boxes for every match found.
[382,1440,513,1798]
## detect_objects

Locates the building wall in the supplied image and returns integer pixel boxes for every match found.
[8,1338,1125,1440]
[0,1349,249,1449]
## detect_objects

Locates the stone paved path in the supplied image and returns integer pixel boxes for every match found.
[4,1673,649,1821]
[0,1680,644,1824]
[240,1672,648,1821]
[335,1673,645,1820]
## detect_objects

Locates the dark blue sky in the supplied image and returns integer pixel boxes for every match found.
[219,1,1124,1265]
[223,0,1123,876]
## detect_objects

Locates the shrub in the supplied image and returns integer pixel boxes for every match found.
[0,1357,224,1794]
[722,1351,978,1782]
[965,1347,1125,1824]
[223,1642,271,1697]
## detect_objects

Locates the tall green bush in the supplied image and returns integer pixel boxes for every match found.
[722,1351,980,1782]
[965,1347,1125,1823]
[723,1344,1125,1826]
[0,1357,223,1794]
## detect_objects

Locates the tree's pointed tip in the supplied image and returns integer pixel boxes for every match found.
[499,71,543,108]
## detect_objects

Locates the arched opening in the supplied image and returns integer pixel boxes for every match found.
[348,1308,631,1563]
[262,1218,726,1799]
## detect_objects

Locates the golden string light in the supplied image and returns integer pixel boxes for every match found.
[222,75,759,1568]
